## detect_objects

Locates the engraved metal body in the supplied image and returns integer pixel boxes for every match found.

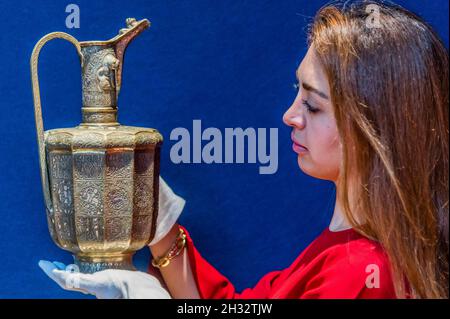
[31,18,162,273]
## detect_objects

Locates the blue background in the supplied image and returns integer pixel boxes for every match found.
[0,0,447,298]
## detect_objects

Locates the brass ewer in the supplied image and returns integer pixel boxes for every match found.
[31,18,162,273]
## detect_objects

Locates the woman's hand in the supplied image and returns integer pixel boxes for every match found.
[38,260,171,299]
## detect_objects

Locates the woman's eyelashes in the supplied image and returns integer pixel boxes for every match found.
[301,99,320,114]
[293,82,320,114]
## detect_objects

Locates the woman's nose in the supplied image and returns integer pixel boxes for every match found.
[283,103,306,129]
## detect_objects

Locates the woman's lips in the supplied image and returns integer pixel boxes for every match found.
[291,132,308,154]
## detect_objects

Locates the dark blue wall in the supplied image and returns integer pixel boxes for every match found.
[0,0,447,298]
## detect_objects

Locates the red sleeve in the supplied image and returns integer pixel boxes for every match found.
[180,225,283,299]
[299,244,397,299]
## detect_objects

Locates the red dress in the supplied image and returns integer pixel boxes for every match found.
[163,226,398,299]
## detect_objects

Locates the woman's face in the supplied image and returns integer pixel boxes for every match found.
[283,46,342,182]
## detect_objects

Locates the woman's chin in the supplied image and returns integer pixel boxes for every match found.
[297,155,312,175]
[297,155,339,182]
[297,155,335,181]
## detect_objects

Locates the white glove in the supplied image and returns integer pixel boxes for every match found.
[38,260,171,299]
[150,176,186,245]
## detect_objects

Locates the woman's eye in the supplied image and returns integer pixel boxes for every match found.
[301,99,320,114]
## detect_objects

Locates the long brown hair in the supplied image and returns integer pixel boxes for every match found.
[308,0,448,298]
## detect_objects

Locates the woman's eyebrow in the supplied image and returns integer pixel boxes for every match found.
[296,70,329,100]
[302,82,329,100]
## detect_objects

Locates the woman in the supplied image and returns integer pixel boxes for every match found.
[39,1,449,299]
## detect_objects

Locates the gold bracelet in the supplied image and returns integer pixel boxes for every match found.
[151,227,187,269]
